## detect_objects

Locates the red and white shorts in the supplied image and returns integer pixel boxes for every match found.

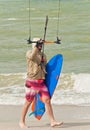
[25,79,50,102]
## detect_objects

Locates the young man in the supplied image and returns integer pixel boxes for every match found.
[19,38,63,128]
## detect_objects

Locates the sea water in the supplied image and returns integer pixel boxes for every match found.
[0,0,90,106]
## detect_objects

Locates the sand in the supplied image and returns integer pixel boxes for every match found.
[0,105,90,130]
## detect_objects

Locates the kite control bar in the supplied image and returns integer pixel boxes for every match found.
[27,37,61,44]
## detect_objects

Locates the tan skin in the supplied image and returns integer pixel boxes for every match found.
[19,43,63,128]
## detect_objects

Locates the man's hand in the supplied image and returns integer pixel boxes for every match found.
[36,39,44,48]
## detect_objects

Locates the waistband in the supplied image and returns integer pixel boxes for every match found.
[26,79,44,83]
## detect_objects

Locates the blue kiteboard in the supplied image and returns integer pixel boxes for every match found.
[29,54,63,120]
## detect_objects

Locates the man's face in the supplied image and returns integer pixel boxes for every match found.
[38,43,43,51]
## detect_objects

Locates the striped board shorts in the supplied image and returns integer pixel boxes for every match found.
[25,79,50,102]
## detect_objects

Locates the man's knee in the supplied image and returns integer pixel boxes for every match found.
[43,97,51,104]
[24,100,32,107]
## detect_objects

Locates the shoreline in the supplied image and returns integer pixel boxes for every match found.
[0,105,90,130]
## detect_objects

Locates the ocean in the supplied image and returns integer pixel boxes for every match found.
[0,0,90,106]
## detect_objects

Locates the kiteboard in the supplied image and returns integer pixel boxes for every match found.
[29,54,63,120]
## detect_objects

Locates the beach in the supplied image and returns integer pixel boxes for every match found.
[0,105,90,130]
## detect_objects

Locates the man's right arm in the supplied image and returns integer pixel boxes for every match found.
[26,47,38,60]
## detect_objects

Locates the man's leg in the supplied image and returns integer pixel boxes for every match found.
[19,100,31,128]
[43,97,63,127]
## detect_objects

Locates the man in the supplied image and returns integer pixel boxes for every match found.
[19,38,63,128]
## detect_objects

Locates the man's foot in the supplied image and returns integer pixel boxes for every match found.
[51,121,63,127]
[19,122,27,128]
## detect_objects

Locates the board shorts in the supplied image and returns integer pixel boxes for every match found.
[25,79,50,102]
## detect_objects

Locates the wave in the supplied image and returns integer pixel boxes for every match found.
[0,73,90,106]
[7,18,17,21]
[58,73,90,93]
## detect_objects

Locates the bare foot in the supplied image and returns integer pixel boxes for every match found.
[51,121,63,127]
[19,122,27,128]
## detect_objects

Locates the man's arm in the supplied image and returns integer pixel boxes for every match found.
[26,47,38,60]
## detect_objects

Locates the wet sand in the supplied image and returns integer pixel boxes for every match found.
[0,105,90,130]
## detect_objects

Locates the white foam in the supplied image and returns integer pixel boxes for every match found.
[8,18,17,21]
[52,89,90,106]
[0,73,90,106]
[73,74,90,93]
